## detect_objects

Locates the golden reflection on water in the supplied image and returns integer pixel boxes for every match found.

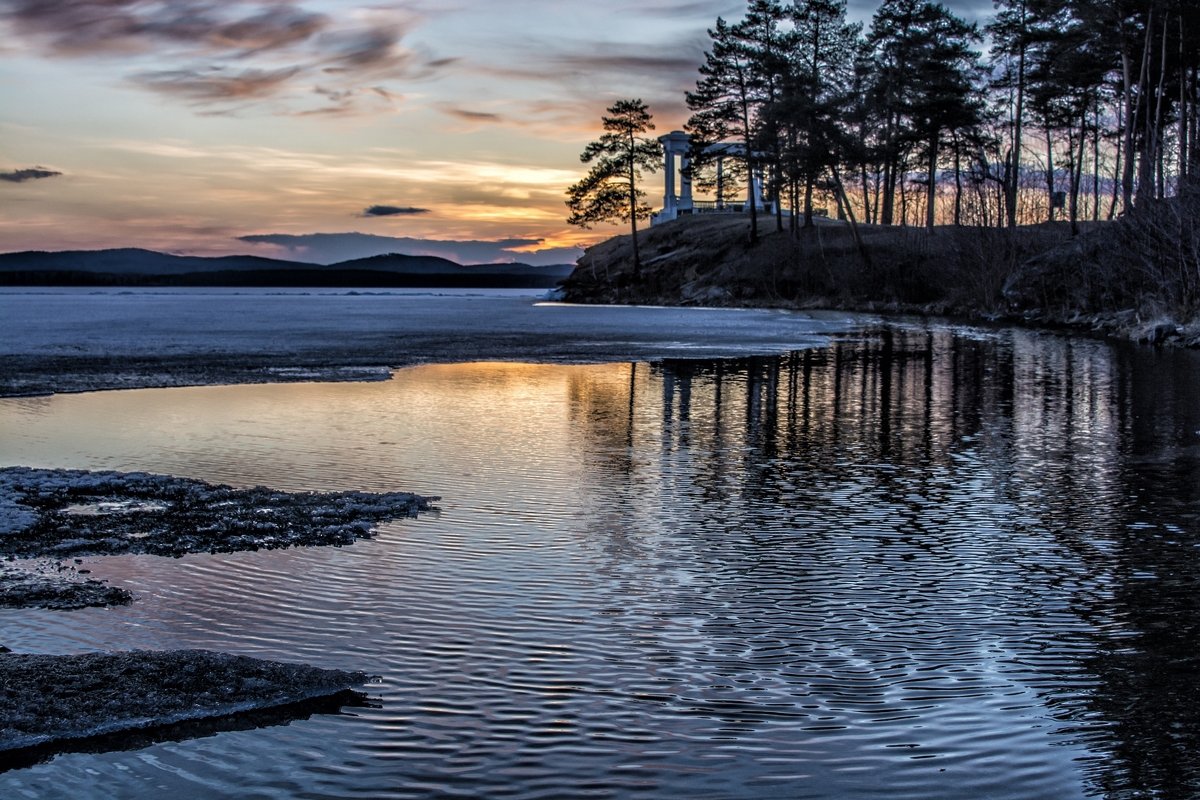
[0,362,648,495]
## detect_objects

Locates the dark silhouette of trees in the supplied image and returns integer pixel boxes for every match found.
[566,99,661,275]
[987,0,1032,228]
[686,17,765,243]
[669,0,1200,230]
[866,0,984,229]
[785,0,861,230]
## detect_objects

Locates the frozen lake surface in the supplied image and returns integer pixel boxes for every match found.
[0,288,853,395]
[2,291,1200,798]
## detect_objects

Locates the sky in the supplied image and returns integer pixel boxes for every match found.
[0,0,993,265]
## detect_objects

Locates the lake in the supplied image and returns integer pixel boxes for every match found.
[1,300,1199,798]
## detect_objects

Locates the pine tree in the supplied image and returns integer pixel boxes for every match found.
[566,100,661,276]
[867,0,983,228]
[739,0,792,232]
[1025,0,1111,230]
[686,17,763,243]
[786,0,861,229]
[988,0,1033,227]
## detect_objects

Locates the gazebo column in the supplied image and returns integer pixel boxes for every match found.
[663,148,676,214]
[680,153,692,211]
[656,131,691,223]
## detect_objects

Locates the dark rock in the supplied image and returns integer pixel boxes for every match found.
[0,466,438,609]
[0,650,370,765]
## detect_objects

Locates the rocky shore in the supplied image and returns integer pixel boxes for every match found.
[0,650,369,769]
[0,466,434,765]
[0,466,437,610]
[560,214,1200,347]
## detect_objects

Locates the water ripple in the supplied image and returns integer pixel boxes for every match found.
[2,327,1200,798]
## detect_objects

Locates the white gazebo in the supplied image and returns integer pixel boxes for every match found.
[652,131,767,225]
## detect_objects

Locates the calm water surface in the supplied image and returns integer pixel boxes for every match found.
[1,322,1199,798]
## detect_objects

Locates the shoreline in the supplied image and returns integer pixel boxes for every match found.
[559,214,1200,349]
[0,290,854,397]
[0,466,436,610]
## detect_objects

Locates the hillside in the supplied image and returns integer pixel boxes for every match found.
[0,249,574,288]
[560,210,1200,346]
[0,248,300,275]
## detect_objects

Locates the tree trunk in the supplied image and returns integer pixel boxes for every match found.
[789,176,799,236]
[1180,23,1189,183]
[953,135,963,226]
[1045,124,1055,223]
[881,113,897,225]
[831,165,870,269]
[773,159,784,233]
[735,61,758,244]
[1152,10,1169,200]
[1135,11,1155,207]
[1070,108,1086,237]
[859,162,872,224]
[882,157,896,225]
[1092,101,1101,222]
[926,132,938,229]
[804,174,815,228]
[1190,65,1200,178]
[628,130,641,277]
[1121,50,1137,212]
[1008,25,1026,228]
[1108,111,1123,221]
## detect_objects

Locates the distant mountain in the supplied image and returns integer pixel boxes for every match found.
[0,248,306,275]
[0,248,576,288]
[330,253,469,274]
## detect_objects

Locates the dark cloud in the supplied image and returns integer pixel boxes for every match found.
[484,41,703,84]
[470,35,707,118]
[0,166,62,183]
[441,106,504,123]
[318,26,409,72]
[131,66,301,101]
[0,1,327,56]
[211,7,327,52]
[548,51,701,76]
[238,232,581,266]
[614,1,742,20]
[361,205,430,217]
[0,1,450,114]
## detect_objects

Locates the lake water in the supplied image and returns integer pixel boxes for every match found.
[1,312,1199,798]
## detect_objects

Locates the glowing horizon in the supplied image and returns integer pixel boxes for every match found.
[0,0,990,262]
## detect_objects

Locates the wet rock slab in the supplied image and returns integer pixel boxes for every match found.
[0,559,131,611]
[0,466,437,609]
[0,649,369,766]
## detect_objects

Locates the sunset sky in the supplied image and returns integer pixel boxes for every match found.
[0,0,991,265]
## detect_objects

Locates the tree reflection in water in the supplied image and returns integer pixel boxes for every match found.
[566,323,1200,799]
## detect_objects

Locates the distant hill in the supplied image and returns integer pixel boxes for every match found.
[0,248,576,288]
[0,248,303,275]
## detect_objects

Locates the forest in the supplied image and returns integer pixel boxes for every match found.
[683,0,1199,236]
